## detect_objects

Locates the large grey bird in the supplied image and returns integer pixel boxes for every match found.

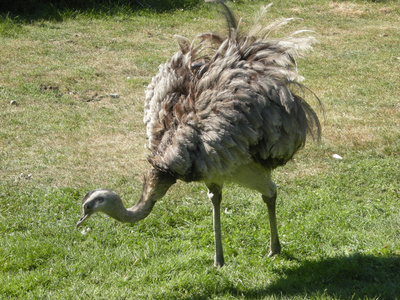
[77,2,321,268]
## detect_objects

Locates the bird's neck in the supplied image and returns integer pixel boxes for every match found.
[113,168,175,223]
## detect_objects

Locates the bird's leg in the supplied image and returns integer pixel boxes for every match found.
[207,183,224,268]
[262,191,281,257]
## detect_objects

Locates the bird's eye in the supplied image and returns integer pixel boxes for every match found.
[97,197,104,203]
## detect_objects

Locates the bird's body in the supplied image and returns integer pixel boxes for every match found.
[144,30,317,184]
[77,3,321,268]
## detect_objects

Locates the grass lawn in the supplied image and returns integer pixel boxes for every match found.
[1,0,399,298]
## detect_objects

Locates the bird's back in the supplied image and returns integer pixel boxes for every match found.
[144,9,320,183]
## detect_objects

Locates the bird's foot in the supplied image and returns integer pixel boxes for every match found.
[268,242,281,257]
[214,256,225,268]
[214,260,224,268]
[267,250,279,258]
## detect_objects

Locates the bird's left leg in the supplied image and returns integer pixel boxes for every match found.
[262,181,281,257]
[207,183,224,268]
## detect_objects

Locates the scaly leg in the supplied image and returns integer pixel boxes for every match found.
[207,183,224,268]
[262,190,281,257]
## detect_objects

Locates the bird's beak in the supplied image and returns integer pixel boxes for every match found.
[76,213,90,227]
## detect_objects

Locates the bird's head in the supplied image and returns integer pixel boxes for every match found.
[76,189,120,227]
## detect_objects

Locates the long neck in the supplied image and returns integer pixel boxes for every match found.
[113,168,175,223]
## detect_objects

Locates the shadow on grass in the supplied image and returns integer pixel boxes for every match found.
[189,254,400,299]
[260,254,400,299]
[1,0,203,22]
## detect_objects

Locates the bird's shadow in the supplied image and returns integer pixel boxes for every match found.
[258,253,400,299]
[187,253,400,299]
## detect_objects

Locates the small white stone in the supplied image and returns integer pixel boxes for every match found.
[109,93,119,98]
[81,227,91,235]
[332,154,343,160]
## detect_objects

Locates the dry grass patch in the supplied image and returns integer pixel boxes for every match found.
[329,3,367,16]
[0,20,158,187]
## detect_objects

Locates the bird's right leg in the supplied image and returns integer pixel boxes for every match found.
[207,183,224,268]
[262,181,281,257]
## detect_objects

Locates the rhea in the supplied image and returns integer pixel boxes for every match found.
[77,3,321,268]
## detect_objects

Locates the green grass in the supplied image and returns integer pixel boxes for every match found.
[1,0,400,299]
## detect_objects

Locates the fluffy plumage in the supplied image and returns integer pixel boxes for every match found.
[144,6,320,183]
